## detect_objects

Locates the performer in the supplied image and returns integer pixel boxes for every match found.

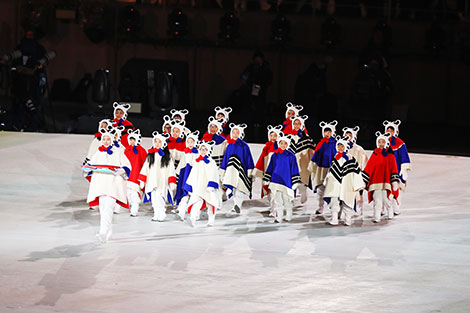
[124,129,147,217]
[253,125,283,198]
[111,102,134,149]
[322,136,365,226]
[342,126,369,214]
[263,133,301,223]
[175,131,200,221]
[162,115,172,135]
[214,106,233,138]
[83,118,112,167]
[362,132,400,223]
[202,116,227,167]
[111,125,128,214]
[220,123,254,214]
[166,119,187,170]
[384,120,411,215]
[185,140,222,227]
[308,120,338,215]
[281,102,309,135]
[284,115,315,204]
[84,127,131,243]
[138,131,177,222]
[170,109,191,135]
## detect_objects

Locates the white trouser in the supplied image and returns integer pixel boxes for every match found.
[330,199,355,226]
[272,190,293,222]
[316,184,326,212]
[178,195,190,220]
[189,196,216,226]
[392,192,402,215]
[298,184,308,204]
[373,190,392,222]
[128,190,141,216]
[99,196,116,240]
[152,189,166,221]
[232,188,245,210]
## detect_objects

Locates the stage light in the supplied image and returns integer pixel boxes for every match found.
[167,8,188,39]
[321,16,341,49]
[119,5,142,40]
[92,69,110,109]
[218,11,240,42]
[271,14,291,46]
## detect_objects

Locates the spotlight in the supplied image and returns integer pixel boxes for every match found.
[91,69,110,109]
[167,8,188,39]
[271,14,291,46]
[321,16,341,49]
[119,5,142,40]
[218,11,240,42]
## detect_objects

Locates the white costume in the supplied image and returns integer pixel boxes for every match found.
[342,126,369,214]
[323,137,365,226]
[138,132,177,222]
[83,119,112,165]
[186,141,222,227]
[85,129,131,243]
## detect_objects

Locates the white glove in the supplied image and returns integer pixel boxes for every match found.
[115,168,127,178]
[400,169,409,181]
[392,181,399,191]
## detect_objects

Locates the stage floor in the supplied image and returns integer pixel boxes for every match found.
[1,131,469,313]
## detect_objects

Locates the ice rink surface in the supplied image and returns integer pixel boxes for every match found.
[1,131,469,313]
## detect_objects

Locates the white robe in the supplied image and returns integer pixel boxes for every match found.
[323,154,365,209]
[86,148,131,206]
[186,158,222,209]
[139,155,176,198]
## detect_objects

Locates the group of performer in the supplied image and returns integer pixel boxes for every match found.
[82,102,411,243]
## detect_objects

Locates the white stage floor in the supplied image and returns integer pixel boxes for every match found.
[1,132,469,313]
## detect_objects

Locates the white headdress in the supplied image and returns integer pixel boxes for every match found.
[97,119,112,132]
[152,131,170,149]
[319,120,338,136]
[170,109,189,121]
[162,115,172,133]
[207,116,223,135]
[267,125,283,141]
[342,126,360,142]
[335,135,350,153]
[291,115,308,131]
[383,120,401,136]
[277,133,293,149]
[127,129,142,146]
[170,119,186,138]
[375,131,391,149]
[186,130,200,145]
[197,140,215,156]
[285,102,304,118]
[113,102,131,120]
[230,123,247,140]
[214,106,233,123]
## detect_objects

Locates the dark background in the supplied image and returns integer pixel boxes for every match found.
[0,0,469,155]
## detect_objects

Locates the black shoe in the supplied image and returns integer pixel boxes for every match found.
[234,205,241,213]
